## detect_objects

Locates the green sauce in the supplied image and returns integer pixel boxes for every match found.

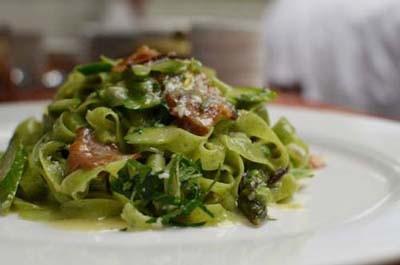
[49,217,127,231]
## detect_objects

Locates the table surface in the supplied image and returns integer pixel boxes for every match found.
[274,92,400,122]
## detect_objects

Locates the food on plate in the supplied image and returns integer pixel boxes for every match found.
[0,46,314,229]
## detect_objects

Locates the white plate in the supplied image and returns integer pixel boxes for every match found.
[0,102,400,265]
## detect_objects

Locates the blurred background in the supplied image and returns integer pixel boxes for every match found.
[0,0,399,119]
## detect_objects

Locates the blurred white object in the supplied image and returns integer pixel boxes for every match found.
[264,0,400,117]
[101,0,137,31]
[192,20,265,87]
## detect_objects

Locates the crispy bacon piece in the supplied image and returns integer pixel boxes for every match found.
[309,154,326,169]
[68,128,139,171]
[113,46,160,72]
[164,74,236,136]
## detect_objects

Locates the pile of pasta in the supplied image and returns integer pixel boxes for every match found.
[0,47,313,229]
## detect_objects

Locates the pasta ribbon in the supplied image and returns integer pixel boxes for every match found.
[86,107,123,148]
[125,126,208,155]
[61,159,127,200]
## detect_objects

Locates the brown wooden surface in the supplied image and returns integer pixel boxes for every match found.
[273,92,398,121]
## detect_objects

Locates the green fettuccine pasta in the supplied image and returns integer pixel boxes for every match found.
[0,46,314,229]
